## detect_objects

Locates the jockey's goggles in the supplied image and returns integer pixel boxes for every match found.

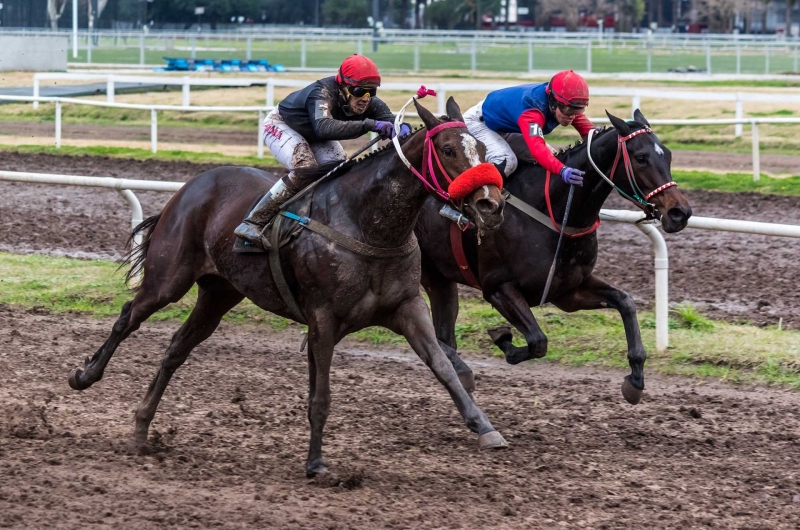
[344,85,377,99]
[558,103,586,117]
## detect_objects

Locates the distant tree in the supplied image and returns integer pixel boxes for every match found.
[322,0,372,27]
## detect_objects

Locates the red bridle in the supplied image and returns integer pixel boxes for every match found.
[405,121,466,203]
[608,127,678,209]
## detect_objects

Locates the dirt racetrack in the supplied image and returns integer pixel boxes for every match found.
[0,152,798,327]
[1,306,799,529]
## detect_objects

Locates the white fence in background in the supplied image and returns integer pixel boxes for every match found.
[1,170,799,352]
[8,80,800,180]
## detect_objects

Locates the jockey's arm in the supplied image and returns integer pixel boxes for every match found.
[307,94,377,141]
[516,109,565,175]
[571,113,596,137]
[364,96,396,123]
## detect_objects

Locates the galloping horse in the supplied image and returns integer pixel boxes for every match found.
[67,98,509,477]
[416,110,693,405]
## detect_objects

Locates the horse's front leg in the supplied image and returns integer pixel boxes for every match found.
[422,272,475,393]
[483,282,548,364]
[386,295,507,450]
[304,309,337,477]
[551,275,646,405]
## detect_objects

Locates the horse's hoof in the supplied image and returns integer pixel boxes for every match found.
[306,460,328,478]
[478,431,509,451]
[68,368,89,391]
[458,370,476,393]
[621,378,644,405]
[487,326,513,346]
[504,348,531,365]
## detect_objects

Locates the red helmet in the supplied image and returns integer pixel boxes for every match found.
[336,54,381,87]
[546,70,589,108]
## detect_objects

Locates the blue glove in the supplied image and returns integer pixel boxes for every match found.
[396,123,412,138]
[373,120,394,139]
[560,166,585,186]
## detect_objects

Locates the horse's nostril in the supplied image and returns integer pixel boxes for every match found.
[667,207,689,224]
[476,198,498,215]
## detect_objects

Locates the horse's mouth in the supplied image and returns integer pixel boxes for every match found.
[659,205,692,233]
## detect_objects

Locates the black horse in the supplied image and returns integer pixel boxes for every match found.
[67,98,509,477]
[416,110,692,405]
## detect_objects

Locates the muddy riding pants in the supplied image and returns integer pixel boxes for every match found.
[464,101,517,177]
[262,109,347,170]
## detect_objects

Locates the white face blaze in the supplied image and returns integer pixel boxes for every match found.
[654,143,665,157]
[460,133,481,167]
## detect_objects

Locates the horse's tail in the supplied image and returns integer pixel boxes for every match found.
[119,213,162,289]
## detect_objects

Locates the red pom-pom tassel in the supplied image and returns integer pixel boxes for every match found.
[447,163,504,202]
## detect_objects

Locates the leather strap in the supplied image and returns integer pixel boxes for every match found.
[268,215,307,324]
[449,222,480,289]
[281,212,418,258]
[505,191,599,237]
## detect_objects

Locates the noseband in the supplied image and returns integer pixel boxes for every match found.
[587,127,678,218]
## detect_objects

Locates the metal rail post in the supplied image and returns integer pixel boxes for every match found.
[151,109,158,154]
[736,41,741,74]
[631,93,641,114]
[266,79,275,108]
[528,41,533,72]
[751,120,760,181]
[106,75,115,103]
[795,44,799,72]
[471,38,477,72]
[636,223,669,353]
[765,45,770,74]
[182,77,190,107]
[139,34,145,65]
[246,36,252,61]
[734,95,743,138]
[55,101,62,149]
[586,41,592,73]
[301,38,307,68]
[414,43,420,72]
[437,84,447,115]
[191,35,197,59]
[117,189,144,249]
[87,29,92,64]
[257,110,264,159]
[705,44,711,75]
[33,77,40,110]
[647,41,652,73]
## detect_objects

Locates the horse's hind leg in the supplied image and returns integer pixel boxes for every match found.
[131,276,243,449]
[68,271,194,391]
[387,296,507,451]
[483,282,548,364]
[551,275,646,405]
[422,274,475,392]
[304,310,336,477]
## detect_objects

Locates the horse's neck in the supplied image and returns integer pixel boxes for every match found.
[318,136,429,248]
[514,133,619,228]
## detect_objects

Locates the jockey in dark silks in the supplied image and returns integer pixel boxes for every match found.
[235,54,411,248]
[463,70,597,187]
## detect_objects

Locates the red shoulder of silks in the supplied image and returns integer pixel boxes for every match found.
[448,163,504,202]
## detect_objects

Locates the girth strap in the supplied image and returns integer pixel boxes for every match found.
[268,214,307,324]
[449,222,481,289]
[280,211,418,258]
[504,191,599,237]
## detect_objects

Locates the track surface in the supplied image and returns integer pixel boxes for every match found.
[1,307,799,529]
[0,152,798,326]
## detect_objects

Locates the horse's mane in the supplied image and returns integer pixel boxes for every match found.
[292,124,428,183]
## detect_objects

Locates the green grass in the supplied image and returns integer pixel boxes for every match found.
[0,144,279,167]
[1,251,798,387]
[673,169,800,194]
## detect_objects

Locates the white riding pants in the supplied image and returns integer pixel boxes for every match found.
[262,109,347,170]
[464,101,517,177]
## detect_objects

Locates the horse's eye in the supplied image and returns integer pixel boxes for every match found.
[443,146,455,157]
[635,155,647,165]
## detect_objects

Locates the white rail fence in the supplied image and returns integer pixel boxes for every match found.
[11,73,800,180]
[1,169,799,353]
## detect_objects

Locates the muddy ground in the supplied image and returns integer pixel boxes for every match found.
[0,152,798,327]
[2,121,799,175]
[1,307,799,529]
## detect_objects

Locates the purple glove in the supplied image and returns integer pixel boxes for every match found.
[560,166,585,186]
[396,123,412,138]
[373,120,394,139]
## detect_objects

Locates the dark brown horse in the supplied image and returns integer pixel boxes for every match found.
[67,98,509,477]
[416,110,692,405]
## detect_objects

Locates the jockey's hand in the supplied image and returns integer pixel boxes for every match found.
[373,120,395,139]
[560,166,585,186]
[594,126,604,133]
[396,123,412,138]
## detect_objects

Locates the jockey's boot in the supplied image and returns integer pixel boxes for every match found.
[234,173,299,249]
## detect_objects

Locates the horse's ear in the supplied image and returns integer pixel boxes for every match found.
[606,110,632,136]
[414,99,441,130]
[445,97,464,122]
[633,108,650,127]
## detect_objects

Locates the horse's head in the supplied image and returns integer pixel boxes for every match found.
[606,109,692,233]
[411,97,505,231]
